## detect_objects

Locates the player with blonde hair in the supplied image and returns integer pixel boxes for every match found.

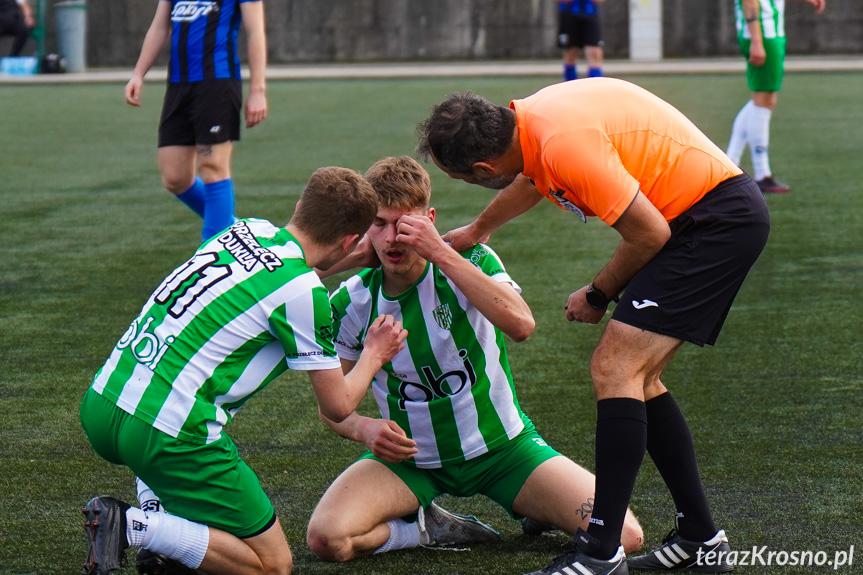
[307,156,643,563]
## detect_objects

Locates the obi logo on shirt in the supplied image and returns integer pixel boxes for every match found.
[395,349,477,410]
[468,245,489,265]
[172,1,218,22]
[117,316,175,372]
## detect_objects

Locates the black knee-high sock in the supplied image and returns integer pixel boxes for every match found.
[646,392,717,541]
[586,398,647,559]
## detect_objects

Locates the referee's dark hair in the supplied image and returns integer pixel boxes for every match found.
[416,92,516,174]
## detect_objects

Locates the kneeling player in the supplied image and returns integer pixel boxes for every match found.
[79,167,407,575]
[306,156,643,562]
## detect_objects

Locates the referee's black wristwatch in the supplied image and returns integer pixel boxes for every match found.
[585,283,618,310]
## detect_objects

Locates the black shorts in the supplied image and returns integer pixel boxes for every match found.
[158,79,242,148]
[558,13,602,49]
[611,174,770,347]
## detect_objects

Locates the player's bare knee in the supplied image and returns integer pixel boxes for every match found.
[306,527,349,562]
[160,172,193,195]
[260,557,292,575]
[251,545,292,575]
[305,529,331,560]
[621,519,644,554]
[261,561,291,575]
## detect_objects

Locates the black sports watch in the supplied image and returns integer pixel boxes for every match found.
[585,283,617,310]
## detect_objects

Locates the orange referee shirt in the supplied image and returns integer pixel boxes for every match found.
[511,78,742,225]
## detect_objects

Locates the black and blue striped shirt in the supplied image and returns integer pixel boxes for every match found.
[559,0,599,16]
[165,0,259,83]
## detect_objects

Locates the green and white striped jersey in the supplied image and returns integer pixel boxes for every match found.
[90,219,340,444]
[330,244,530,469]
[735,0,786,40]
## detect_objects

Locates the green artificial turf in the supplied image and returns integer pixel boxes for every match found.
[0,71,860,574]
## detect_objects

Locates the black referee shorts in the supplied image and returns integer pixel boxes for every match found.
[158,79,242,148]
[611,174,770,347]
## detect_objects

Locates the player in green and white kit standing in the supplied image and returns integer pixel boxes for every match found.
[79,166,408,575]
[306,156,643,562]
[727,0,826,193]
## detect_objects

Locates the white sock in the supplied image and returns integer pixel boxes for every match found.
[374,519,420,554]
[125,506,156,548]
[136,478,163,515]
[747,104,773,180]
[726,100,753,165]
[140,511,210,569]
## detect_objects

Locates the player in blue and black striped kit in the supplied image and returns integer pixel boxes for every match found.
[125,0,268,242]
[557,0,606,81]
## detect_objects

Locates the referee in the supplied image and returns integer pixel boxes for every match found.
[417,79,770,575]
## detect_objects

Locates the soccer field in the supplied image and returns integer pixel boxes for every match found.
[1,72,861,574]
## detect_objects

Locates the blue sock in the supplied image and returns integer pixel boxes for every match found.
[175,178,206,219]
[588,67,603,78]
[202,179,235,241]
[564,64,577,81]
